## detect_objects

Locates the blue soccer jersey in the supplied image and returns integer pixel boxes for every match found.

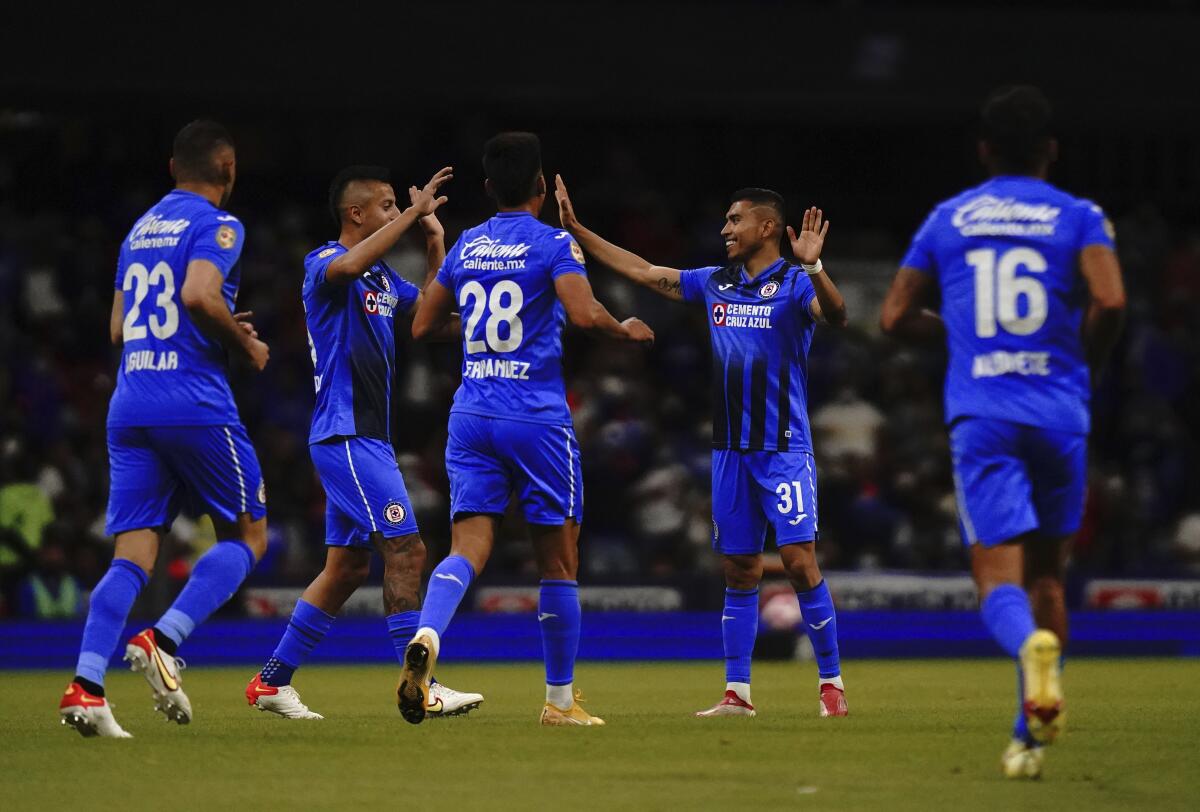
[303,242,420,444]
[107,190,246,427]
[435,212,587,426]
[901,176,1115,434]
[680,259,818,452]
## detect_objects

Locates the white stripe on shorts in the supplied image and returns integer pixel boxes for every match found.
[223,427,246,513]
[345,440,378,532]
[563,427,575,519]
[806,455,818,533]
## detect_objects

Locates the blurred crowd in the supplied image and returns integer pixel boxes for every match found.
[2,124,1199,619]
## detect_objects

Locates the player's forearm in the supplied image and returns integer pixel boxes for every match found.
[809,268,848,327]
[569,224,659,288]
[1083,302,1125,380]
[421,221,446,290]
[566,297,630,340]
[186,297,257,359]
[329,208,423,283]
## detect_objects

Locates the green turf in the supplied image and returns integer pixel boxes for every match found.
[2,659,1197,810]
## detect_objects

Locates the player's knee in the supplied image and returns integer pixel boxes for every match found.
[378,533,426,573]
[722,555,762,590]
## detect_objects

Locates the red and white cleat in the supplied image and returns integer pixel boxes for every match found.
[124,628,192,724]
[819,683,848,717]
[245,673,323,719]
[695,690,756,717]
[59,682,132,738]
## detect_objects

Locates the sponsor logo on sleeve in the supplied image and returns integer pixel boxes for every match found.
[216,224,237,249]
[383,501,408,526]
[1103,218,1116,241]
[317,247,338,259]
[569,240,585,264]
[257,479,267,505]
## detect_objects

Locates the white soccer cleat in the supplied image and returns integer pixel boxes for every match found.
[1019,629,1064,744]
[427,680,484,718]
[59,682,133,738]
[1002,739,1045,779]
[124,628,192,724]
[245,673,324,719]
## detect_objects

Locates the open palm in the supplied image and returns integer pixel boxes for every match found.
[787,207,830,265]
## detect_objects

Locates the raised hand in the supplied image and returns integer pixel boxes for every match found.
[409,166,453,217]
[787,206,830,266]
[555,174,581,232]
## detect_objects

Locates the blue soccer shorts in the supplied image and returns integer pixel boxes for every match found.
[949,417,1087,547]
[445,412,582,526]
[309,436,418,547]
[106,424,267,535]
[711,449,819,555]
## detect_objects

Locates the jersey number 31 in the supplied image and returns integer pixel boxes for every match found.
[967,247,1047,338]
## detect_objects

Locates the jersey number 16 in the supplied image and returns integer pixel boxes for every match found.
[967,247,1048,338]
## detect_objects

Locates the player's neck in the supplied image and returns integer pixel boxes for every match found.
[175,182,225,208]
[496,203,538,216]
[338,228,364,250]
[742,249,783,279]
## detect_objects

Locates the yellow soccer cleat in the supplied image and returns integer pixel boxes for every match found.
[540,692,605,727]
[1020,629,1065,744]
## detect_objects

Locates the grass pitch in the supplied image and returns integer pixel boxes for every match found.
[2,659,1197,810]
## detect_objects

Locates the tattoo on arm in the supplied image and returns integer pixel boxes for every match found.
[656,276,681,296]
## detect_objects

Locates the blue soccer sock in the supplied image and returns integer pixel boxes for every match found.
[387,610,420,665]
[262,599,335,686]
[75,559,149,689]
[539,580,581,693]
[980,584,1036,658]
[722,587,759,686]
[155,540,256,648]
[416,555,475,640]
[797,579,841,679]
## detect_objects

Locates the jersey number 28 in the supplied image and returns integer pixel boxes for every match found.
[460,280,524,353]
[967,247,1048,338]
[122,261,180,341]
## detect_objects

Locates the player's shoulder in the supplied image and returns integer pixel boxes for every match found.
[305,242,345,265]
[687,265,729,285]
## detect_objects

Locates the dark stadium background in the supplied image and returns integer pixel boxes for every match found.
[1,2,1198,645]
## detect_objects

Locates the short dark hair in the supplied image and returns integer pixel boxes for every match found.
[730,187,786,227]
[980,85,1054,174]
[483,132,543,207]
[328,165,391,225]
[172,120,234,185]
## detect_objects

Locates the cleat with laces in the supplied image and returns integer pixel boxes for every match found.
[124,628,192,724]
[540,691,605,726]
[427,679,484,718]
[695,690,756,718]
[59,682,132,738]
[1020,629,1064,744]
[1002,738,1045,779]
[397,632,438,725]
[245,673,323,719]
[819,683,848,717]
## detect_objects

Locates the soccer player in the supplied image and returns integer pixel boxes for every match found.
[556,177,851,719]
[245,165,483,719]
[60,120,271,737]
[398,132,654,726]
[880,86,1126,778]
